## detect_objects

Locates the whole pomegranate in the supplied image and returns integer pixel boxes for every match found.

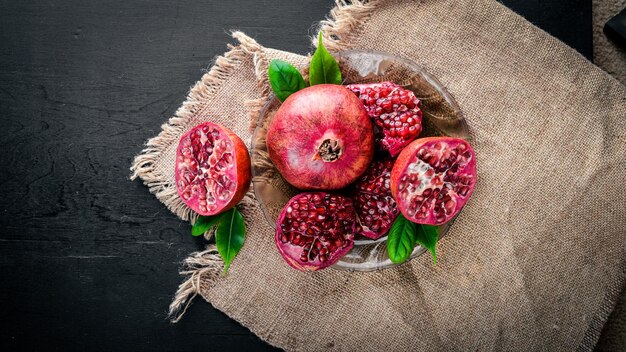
[350,159,399,239]
[346,82,423,156]
[275,192,356,271]
[175,122,251,216]
[266,84,374,190]
[390,137,476,225]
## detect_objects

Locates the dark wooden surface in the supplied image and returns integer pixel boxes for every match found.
[0,1,592,351]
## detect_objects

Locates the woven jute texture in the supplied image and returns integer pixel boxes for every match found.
[131,1,626,351]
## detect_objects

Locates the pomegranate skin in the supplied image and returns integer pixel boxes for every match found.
[266,84,374,190]
[175,122,251,216]
[390,137,476,225]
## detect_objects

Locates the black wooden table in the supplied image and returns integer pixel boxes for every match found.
[0,1,592,351]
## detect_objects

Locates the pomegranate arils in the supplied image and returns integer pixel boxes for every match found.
[180,130,233,209]
[391,137,477,225]
[346,82,423,156]
[350,159,399,239]
[175,122,251,216]
[275,192,356,271]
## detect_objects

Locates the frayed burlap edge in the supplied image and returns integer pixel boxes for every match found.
[315,0,381,52]
[166,193,259,322]
[167,243,222,323]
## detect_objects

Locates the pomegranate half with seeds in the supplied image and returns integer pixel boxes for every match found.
[390,137,476,225]
[175,122,251,216]
[346,81,422,157]
[275,192,356,271]
[266,84,374,190]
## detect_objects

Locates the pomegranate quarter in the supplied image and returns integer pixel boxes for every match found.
[175,122,251,216]
[266,84,374,190]
[275,192,356,271]
[346,82,423,156]
[390,137,476,225]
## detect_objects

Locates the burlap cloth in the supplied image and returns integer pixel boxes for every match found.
[131,1,626,350]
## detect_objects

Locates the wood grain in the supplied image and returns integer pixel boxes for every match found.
[0,0,591,350]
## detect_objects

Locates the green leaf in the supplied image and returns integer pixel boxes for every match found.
[214,208,246,274]
[268,59,306,102]
[387,214,417,264]
[415,224,439,264]
[387,215,440,265]
[191,214,223,237]
[309,33,342,86]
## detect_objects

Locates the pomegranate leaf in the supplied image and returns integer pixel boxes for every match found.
[268,59,306,102]
[191,214,223,237]
[387,214,417,264]
[414,224,439,264]
[387,214,439,265]
[309,33,342,86]
[214,207,246,274]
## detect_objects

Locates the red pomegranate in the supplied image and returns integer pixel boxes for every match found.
[266,84,374,190]
[390,137,476,225]
[275,192,356,271]
[175,122,251,216]
[346,81,423,156]
[350,158,399,239]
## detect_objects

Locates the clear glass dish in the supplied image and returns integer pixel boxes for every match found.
[251,50,469,271]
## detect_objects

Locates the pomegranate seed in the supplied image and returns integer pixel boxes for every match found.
[348,159,399,239]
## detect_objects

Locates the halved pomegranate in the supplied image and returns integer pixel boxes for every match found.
[390,137,476,225]
[275,192,356,271]
[175,122,251,216]
[346,82,423,156]
[350,158,399,239]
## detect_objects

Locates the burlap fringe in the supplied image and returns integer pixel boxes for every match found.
[315,0,380,52]
[168,243,223,322]
[129,31,266,223]
[166,192,258,323]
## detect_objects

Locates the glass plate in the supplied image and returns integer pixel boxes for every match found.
[251,50,469,272]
